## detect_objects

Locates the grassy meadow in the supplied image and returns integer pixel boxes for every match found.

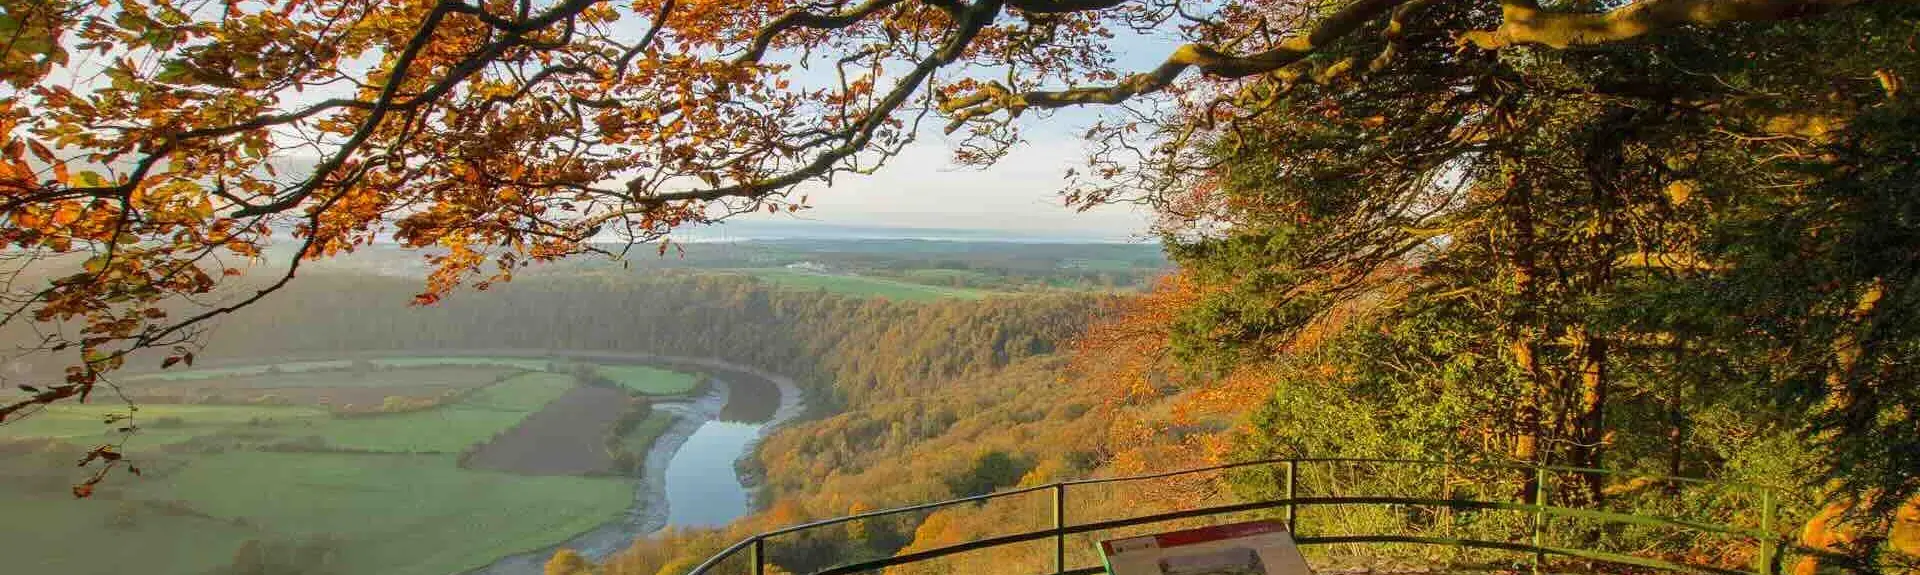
[0,356,701,575]
[596,365,701,395]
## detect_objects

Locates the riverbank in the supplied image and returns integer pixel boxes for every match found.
[462,354,805,574]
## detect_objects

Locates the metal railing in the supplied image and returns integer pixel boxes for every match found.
[689,457,1817,575]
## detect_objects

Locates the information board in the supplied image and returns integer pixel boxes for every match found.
[1098,520,1312,575]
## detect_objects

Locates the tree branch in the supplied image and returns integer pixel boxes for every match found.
[607,0,1008,214]
[940,0,1413,129]
[1459,0,1901,50]
[736,0,911,64]
[1004,0,1130,14]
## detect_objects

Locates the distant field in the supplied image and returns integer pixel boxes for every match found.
[236,373,577,453]
[899,268,997,287]
[125,360,354,381]
[121,366,521,410]
[0,488,264,575]
[738,268,992,301]
[135,366,517,389]
[618,412,676,458]
[461,372,577,411]
[121,356,555,384]
[0,374,574,454]
[0,362,681,575]
[373,356,555,371]
[0,452,632,575]
[464,385,637,475]
[161,452,631,575]
[0,403,327,447]
[597,364,701,395]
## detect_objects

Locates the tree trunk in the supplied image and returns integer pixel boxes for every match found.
[1570,328,1608,502]
[1664,364,1687,496]
[1501,171,1548,503]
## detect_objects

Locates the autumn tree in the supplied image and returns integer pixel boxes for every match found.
[1119,0,1920,562]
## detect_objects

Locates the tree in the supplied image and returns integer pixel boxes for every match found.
[944,449,1029,497]
[544,548,595,575]
[0,0,1907,482]
[1130,0,1920,554]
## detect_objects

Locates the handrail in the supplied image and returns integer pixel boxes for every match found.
[686,457,1794,575]
[1054,456,1770,490]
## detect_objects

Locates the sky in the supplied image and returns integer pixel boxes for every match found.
[732,121,1157,241]
[652,9,1185,243]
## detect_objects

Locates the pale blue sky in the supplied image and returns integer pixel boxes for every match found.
[688,12,1184,241]
[734,121,1156,240]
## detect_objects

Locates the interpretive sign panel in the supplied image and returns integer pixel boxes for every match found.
[1098,520,1312,575]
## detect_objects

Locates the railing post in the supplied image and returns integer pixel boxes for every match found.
[751,536,765,575]
[1758,489,1777,575]
[1531,466,1549,575]
[1285,460,1299,534]
[1052,483,1067,575]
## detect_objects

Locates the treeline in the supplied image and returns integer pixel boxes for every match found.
[193,271,1103,408]
[600,356,1121,575]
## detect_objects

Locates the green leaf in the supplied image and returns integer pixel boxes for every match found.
[72,171,109,187]
[156,61,195,85]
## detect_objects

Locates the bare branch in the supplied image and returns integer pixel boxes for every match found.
[605,0,1008,212]
[737,0,912,64]
[1004,0,1130,14]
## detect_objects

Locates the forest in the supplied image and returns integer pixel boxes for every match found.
[183,270,1106,409]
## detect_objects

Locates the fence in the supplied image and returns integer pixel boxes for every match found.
[689,457,1823,575]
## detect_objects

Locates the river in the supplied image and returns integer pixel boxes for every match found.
[664,420,760,527]
[464,352,805,575]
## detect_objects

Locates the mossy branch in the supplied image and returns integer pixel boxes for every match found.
[940,0,1417,129]
[1458,0,1900,50]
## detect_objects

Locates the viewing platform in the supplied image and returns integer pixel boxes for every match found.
[689,458,1828,575]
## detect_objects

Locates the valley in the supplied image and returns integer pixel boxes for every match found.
[0,240,1138,575]
[0,352,792,575]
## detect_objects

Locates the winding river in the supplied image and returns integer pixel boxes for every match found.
[665,420,760,527]
[465,352,806,575]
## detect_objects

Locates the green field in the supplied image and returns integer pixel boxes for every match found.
[0,452,631,575]
[372,356,556,371]
[140,366,517,390]
[0,403,328,447]
[461,372,577,410]
[899,268,998,287]
[0,362,696,575]
[618,412,678,457]
[0,491,264,575]
[294,374,577,452]
[596,365,701,395]
[156,451,630,575]
[125,360,355,381]
[738,269,992,301]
